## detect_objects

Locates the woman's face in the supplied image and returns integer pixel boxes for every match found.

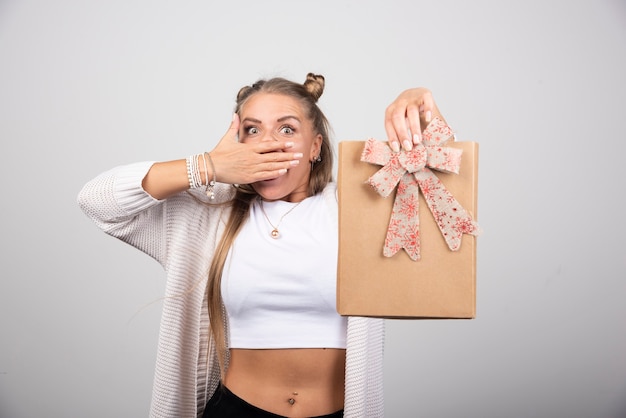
[238,93,322,202]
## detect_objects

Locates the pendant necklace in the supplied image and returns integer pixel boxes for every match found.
[259,198,304,239]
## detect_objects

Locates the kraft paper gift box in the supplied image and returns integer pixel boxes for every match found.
[337,118,480,318]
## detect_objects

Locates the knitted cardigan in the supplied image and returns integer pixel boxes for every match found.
[77,161,385,418]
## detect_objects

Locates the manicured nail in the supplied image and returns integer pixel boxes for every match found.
[413,133,421,144]
[278,168,287,175]
[425,111,432,122]
[391,141,400,153]
[285,142,294,148]
[403,139,413,151]
[293,152,303,158]
[290,159,300,166]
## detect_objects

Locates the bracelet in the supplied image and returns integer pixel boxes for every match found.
[204,152,217,200]
[185,154,203,189]
[186,152,217,199]
[185,155,196,189]
[200,152,209,186]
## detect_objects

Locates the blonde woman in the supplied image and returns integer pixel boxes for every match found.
[78,73,444,418]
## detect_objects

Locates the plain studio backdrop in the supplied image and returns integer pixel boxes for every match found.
[1,1,625,417]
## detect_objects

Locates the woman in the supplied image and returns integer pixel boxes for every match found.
[78,73,444,418]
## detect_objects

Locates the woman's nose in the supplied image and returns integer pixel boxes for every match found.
[260,131,278,142]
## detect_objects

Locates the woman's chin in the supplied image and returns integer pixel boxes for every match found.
[252,179,287,200]
[254,182,309,202]
[252,169,309,202]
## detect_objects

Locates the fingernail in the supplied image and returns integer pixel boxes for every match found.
[425,111,432,122]
[290,159,300,166]
[413,133,421,144]
[391,141,400,153]
[278,168,287,175]
[285,142,294,148]
[403,139,413,151]
[294,152,303,158]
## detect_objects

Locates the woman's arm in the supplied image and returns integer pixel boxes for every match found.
[142,114,303,200]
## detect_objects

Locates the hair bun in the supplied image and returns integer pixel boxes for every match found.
[303,73,325,102]
[236,85,254,103]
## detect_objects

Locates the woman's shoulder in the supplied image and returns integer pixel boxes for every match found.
[323,181,337,197]
[321,182,338,221]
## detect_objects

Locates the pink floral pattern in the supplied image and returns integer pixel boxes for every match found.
[361,117,481,261]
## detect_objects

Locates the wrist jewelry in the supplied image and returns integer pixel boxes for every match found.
[200,152,209,186]
[186,155,199,189]
[186,154,204,190]
[204,152,217,200]
[186,153,217,198]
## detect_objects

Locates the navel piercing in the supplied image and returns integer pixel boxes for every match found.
[288,398,296,405]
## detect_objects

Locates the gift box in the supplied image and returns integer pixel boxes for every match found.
[337,119,479,318]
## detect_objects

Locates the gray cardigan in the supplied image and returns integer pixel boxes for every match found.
[78,161,385,417]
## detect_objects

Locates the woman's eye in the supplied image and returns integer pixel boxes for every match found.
[246,127,259,135]
[280,126,294,134]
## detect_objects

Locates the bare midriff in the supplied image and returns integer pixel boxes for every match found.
[223,348,346,417]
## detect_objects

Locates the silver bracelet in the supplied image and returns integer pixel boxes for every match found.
[204,152,217,199]
[200,152,209,186]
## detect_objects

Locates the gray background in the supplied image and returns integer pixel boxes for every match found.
[1,0,625,417]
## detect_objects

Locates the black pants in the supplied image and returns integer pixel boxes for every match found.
[202,382,344,418]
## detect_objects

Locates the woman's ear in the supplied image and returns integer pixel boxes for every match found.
[309,133,323,161]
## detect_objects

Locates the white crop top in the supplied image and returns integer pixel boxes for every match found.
[222,193,347,349]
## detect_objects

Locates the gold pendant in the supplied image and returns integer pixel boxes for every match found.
[271,229,280,239]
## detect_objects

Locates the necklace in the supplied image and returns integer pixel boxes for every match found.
[259,198,304,239]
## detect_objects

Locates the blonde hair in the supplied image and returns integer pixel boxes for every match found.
[207,73,333,374]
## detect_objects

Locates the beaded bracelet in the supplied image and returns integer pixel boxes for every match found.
[186,153,217,199]
[185,154,203,189]
[185,155,196,189]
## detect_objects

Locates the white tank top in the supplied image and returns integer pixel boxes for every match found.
[222,193,347,349]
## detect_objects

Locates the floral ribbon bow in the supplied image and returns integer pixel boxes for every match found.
[361,117,481,261]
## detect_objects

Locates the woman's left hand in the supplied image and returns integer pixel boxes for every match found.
[384,87,445,152]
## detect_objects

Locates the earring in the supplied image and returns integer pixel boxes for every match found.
[310,154,321,172]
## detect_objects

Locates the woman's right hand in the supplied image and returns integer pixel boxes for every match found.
[141,114,302,200]
[208,113,302,185]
